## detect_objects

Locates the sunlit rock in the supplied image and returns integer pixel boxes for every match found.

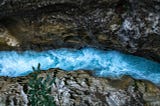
[0,69,160,106]
[0,25,19,47]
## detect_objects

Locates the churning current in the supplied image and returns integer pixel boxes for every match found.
[0,48,160,84]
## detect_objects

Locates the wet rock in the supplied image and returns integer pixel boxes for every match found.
[0,69,159,106]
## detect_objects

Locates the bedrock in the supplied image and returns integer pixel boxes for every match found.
[0,0,159,62]
[0,69,160,106]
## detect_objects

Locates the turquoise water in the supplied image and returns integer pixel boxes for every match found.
[0,48,160,84]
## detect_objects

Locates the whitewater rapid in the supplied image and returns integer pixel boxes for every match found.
[0,48,160,84]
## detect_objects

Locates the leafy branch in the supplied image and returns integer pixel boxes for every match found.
[28,63,56,106]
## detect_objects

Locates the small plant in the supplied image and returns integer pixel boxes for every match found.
[28,63,56,106]
[32,63,41,72]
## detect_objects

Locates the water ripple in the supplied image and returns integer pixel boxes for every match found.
[0,48,160,84]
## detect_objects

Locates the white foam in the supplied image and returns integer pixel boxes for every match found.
[0,48,160,84]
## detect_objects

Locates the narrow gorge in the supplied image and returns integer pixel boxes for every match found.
[0,0,160,106]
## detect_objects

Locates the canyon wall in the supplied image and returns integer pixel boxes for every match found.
[0,0,160,106]
[0,69,160,106]
[0,0,159,62]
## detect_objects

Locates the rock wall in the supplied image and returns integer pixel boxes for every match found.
[0,1,160,105]
[0,0,159,62]
[0,69,160,106]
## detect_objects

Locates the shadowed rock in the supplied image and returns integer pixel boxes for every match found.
[0,0,159,62]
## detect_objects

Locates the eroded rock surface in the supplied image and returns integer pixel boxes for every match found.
[0,69,160,106]
[0,0,159,62]
[0,1,159,105]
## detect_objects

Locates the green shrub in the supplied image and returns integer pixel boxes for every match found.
[28,63,56,106]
